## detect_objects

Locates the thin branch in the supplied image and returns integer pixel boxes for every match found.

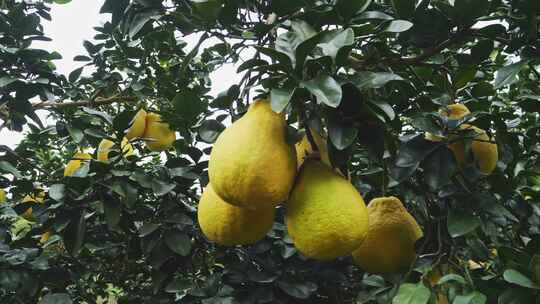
[32,95,137,109]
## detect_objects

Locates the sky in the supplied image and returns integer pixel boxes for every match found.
[1,0,241,149]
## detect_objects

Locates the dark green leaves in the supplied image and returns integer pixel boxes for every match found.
[391,0,415,19]
[352,72,406,90]
[173,90,206,126]
[336,0,371,19]
[270,87,295,113]
[301,75,342,108]
[503,269,540,289]
[277,280,317,299]
[495,61,527,89]
[392,283,431,304]
[451,0,490,25]
[453,292,487,304]
[328,119,358,150]
[423,146,456,190]
[39,293,72,304]
[164,230,192,256]
[49,184,65,201]
[63,210,86,256]
[198,120,225,143]
[447,210,481,238]
[128,10,161,38]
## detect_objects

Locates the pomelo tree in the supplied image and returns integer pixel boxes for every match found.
[1,0,540,303]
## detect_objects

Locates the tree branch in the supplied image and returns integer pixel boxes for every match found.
[32,95,137,109]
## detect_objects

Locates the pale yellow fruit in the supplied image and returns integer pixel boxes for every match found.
[197,184,275,246]
[97,137,134,161]
[143,113,176,151]
[295,129,331,168]
[21,190,46,221]
[352,196,423,274]
[448,124,498,174]
[64,152,92,177]
[125,108,147,140]
[442,103,471,119]
[208,99,297,209]
[286,160,369,260]
[425,104,470,141]
[0,189,5,204]
[40,230,52,245]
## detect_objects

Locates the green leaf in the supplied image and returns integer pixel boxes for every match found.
[67,126,84,143]
[0,76,17,87]
[151,179,176,196]
[53,0,72,4]
[495,61,526,89]
[63,210,86,256]
[82,107,113,125]
[173,90,206,125]
[453,291,487,304]
[357,11,394,20]
[49,184,65,201]
[447,210,481,238]
[454,66,477,89]
[471,39,494,63]
[276,280,317,299]
[392,283,431,304]
[128,9,161,38]
[328,120,358,150]
[68,67,83,82]
[164,230,192,256]
[103,199,121,230]
[423,146,457,190]
[318,28,355,61]
[384,20,413,33]
[39,293,72,304]
[270,87,295,113]
[395,134,440,167]
[0,161,22,179]
[198,120,225,143]
[452,0,490,25]
[139,223,160,237]
[73,55,91,61]
[353,71,405,89]
[301,75,342,108]
[254,46,293,69]
[391,0,416,19]
[437,274,467,285]
[237,59,268,73]
[336,0,372,19]
[503,269,540,289]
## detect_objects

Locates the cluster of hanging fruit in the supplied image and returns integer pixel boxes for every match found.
[198,98,426,274]
[63,109,176,177]
[425,103,498,175]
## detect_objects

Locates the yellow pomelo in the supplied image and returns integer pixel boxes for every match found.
[64,152,92,177]
[295,129,331,168]
[425,104,470,141]
[442,103,471,119]
[0,189,6,203]
[143,113,176,151]
[448,124,498,174]
[125,108,147,140]
[40,230,52,245]
[352,196,423,274]
[197,184,275,246]
[208,99,297,209]
[286,160,369,260]
[97,137,134,161]
[21,190,46,220]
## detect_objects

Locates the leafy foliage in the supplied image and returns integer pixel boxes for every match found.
[1,0,540,303]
